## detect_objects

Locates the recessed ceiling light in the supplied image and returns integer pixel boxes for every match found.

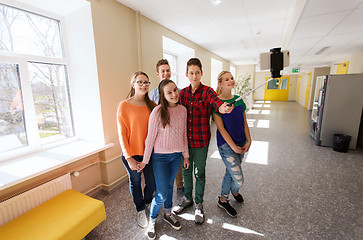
[211,0,222,6]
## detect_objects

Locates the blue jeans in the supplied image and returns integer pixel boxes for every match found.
[122,155,156,212]
[150,152,182,219]
[218,143,245,198]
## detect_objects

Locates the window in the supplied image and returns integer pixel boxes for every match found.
[230,65,236,79]
[0,3,74,154]
[0,63,27,152]
[267,79,279,89]
[162,36,195,88]
[280,78,288,90]
[211,58,223,91]
[163,52,178,83]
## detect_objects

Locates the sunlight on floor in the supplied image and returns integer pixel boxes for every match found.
[247,119,256,127]
[257,119,269,128]
[246,109,260,115]
[178,213,213,224]
[178,213,195,221]
[160,235,177,240]
[245,141,269,165]
[247,109,270,115]
[177,213,264,237]
[222,223,264,236]
[210,150,222,159]
[207,218,214,224]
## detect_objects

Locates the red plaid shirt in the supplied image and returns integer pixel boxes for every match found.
[180,83,223,148]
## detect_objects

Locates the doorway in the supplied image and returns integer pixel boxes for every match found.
[264,76,290,101]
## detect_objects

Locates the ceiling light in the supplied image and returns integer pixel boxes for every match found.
[211,0,222,6]
[315,46,330,55]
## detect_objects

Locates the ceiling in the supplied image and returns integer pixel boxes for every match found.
[117,0,363,70]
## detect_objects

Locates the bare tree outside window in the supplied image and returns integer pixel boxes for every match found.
[29,63,74,141]
[0,63,27,153]
[0,3,74,152]
[0,4,63,57]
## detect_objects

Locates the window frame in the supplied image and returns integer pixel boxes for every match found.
[163,51,178,84]
[0,2,78,160]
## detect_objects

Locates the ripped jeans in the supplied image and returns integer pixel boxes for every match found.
[218,143,245,198]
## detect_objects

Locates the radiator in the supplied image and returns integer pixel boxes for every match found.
[0,173,72,226]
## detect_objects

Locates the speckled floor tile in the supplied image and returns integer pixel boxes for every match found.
[87,102,363,240]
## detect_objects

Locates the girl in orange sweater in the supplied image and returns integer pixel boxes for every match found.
[117,71,156,228]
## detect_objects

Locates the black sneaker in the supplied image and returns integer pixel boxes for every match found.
[232,193,244,203]
[164,214,181,230]
[147,220,156,240]
[218,197,237,217]
[173,197,193,214]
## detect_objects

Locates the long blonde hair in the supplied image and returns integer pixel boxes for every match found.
[126,71,155,112]
[216,70,231,95]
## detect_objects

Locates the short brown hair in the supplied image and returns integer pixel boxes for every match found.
[156,59,169,72]
[186,58,203,73]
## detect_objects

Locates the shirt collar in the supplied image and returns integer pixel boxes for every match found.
[187,83,204,93]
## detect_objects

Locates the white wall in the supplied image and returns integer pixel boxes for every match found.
[330,50,363,74]
[288,74,298,102]
[297,72,308,107]
[235,65,255,108]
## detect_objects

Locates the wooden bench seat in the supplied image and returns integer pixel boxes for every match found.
[0,189,106,240]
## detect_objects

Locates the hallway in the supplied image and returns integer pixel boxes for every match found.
[87,101,363,240]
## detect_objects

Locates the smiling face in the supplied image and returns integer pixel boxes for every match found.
[132,74,150,95]
[218,72,235,90]
[162,82,179,106]
[157,64,171,81]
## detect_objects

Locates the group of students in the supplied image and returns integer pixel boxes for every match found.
[117,58,251,240]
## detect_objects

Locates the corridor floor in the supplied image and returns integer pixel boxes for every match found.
[87,101,363,240]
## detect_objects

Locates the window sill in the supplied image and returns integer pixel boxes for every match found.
[0,140,113,191]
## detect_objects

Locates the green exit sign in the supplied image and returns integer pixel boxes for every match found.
[292,68,300,73]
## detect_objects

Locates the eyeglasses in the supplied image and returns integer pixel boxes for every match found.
[135,80,151,86]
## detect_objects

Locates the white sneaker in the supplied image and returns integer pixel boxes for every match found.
[194,203,204,224]
[137,210,148,228]
[147,220,156,240]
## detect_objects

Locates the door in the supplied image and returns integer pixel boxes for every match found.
[264,76,290,101]
[304,73,312,108]
[336,61,349,74]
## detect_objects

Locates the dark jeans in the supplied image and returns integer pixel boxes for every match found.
[122,155,156,212]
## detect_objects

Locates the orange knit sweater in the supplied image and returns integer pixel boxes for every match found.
[117,101,152,159]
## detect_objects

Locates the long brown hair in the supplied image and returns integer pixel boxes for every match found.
[158,79,177,128]
[216,70,231,95]
[126,71,155,112]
